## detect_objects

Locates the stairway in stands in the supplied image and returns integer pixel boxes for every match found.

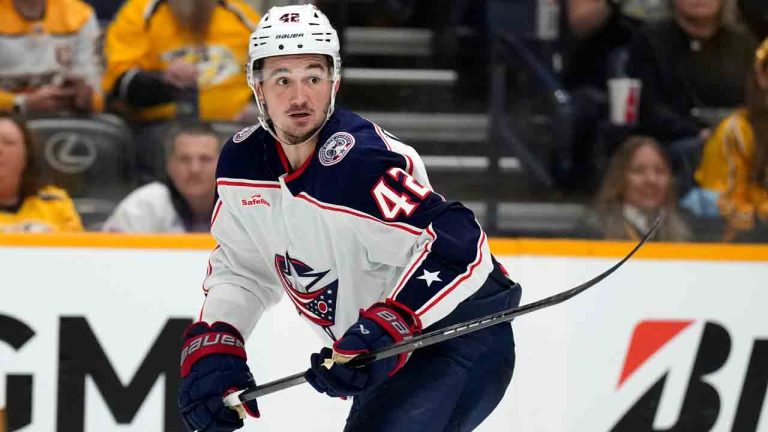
[319,2,586,237]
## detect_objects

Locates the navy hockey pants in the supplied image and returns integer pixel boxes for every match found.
[344,260,522,432]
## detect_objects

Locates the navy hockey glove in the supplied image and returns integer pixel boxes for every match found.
[178,321,259,432]
[305,301,421,397]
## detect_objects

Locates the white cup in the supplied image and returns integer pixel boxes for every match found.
[608,78,642,126]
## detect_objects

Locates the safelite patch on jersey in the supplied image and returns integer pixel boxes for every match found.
[319,132,355,166]
[233,125,259,143]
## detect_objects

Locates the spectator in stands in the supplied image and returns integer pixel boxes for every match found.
[581,135,692,241]
[102,123,220,233]
[689,38,768,241]
[0,114,83,232]
[559,0,640,188]
[626,0,757,143]
[83,0,122,22]
[621,0,672,22]
[103,0,260,123]
[0,0,103,116]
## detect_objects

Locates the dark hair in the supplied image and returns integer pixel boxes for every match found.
[163,121,221,159]
[746,45,768,186]
[593,135,691,241]
[595,135,676,212]
[0,114,41,200]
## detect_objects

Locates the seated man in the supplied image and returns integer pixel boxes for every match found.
[102,0,260,123]
[102,123,220,233]
[0,0,103,116]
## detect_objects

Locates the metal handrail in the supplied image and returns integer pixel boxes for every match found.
[486,30,575,232]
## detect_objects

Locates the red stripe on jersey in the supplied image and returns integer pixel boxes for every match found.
[202,244,220,294]
[403,153,414,175]
[389,225,437,299]
[210,200,223,226]
[374,123,413,174]
[373,123,391,151]
[217,180,281,188]
[296,193,422,235]
[285,153,313,182]
[417,231,487,317]
[274,140,291,173]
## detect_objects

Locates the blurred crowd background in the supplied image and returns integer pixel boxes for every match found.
[1,0,768,243]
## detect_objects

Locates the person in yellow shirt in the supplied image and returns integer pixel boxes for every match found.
[0,0,103,115]
[0,114,83,232]
[693,37,768,241]
[103,0,260,123]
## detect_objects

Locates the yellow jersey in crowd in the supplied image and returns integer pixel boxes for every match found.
[103,0,260,121]
[695,109,768,231]
[0,0,103,112]
[0,186,83,232]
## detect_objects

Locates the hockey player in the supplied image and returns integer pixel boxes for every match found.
[177,4,522,432]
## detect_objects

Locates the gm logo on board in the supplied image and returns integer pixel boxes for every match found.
[44,132,97,174]
[612,320,767,431]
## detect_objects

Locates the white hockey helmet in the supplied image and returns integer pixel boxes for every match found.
[246,4,342,131]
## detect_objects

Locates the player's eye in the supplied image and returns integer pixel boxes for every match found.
[308,76,321,85]
[276,77,290,86]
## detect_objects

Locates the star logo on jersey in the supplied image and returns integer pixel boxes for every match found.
[275,252,338,326]
[318,132,355,166]
[416,269,442,287]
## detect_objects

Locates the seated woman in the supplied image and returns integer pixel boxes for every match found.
[0,115,83,232]
[581,135,692,241]
[693,38,768,241]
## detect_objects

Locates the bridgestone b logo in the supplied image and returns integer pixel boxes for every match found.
[180,333,244,366]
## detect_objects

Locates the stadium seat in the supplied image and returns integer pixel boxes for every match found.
[26,114,136,229]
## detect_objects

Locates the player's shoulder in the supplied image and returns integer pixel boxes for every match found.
[323,109,424,175]
[217,124,268,176]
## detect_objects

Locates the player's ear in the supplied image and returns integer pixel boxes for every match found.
[256,86,266,104]
[333,79,341,94]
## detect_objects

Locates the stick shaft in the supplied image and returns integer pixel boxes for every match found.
[234,216,662,403]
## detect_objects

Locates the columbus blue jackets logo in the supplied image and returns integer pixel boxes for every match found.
[274,252,338,326]
[233,125,259,143]
[318,132,355,166]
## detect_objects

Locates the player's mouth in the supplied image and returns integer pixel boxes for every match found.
[288,111,311,119]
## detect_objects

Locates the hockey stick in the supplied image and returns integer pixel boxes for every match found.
[224,216,662,408]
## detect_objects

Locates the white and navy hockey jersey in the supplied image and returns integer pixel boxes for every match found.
[200,109,495,343]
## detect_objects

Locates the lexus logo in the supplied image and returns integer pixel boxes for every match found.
[43,132,97,174]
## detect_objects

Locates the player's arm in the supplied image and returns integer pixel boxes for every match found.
[178,140,280,431]
[306,147,492,397]
[365,165,493,330]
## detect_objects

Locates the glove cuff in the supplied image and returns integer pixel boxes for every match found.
[180,321,247,378]
[359,301,421,375]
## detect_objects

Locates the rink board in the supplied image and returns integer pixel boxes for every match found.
[1,234,767,431]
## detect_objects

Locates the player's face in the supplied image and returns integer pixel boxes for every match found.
[258,54,333,146]
[624,144,671,211]
[0,118,26,194]
[167,133,219,201]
